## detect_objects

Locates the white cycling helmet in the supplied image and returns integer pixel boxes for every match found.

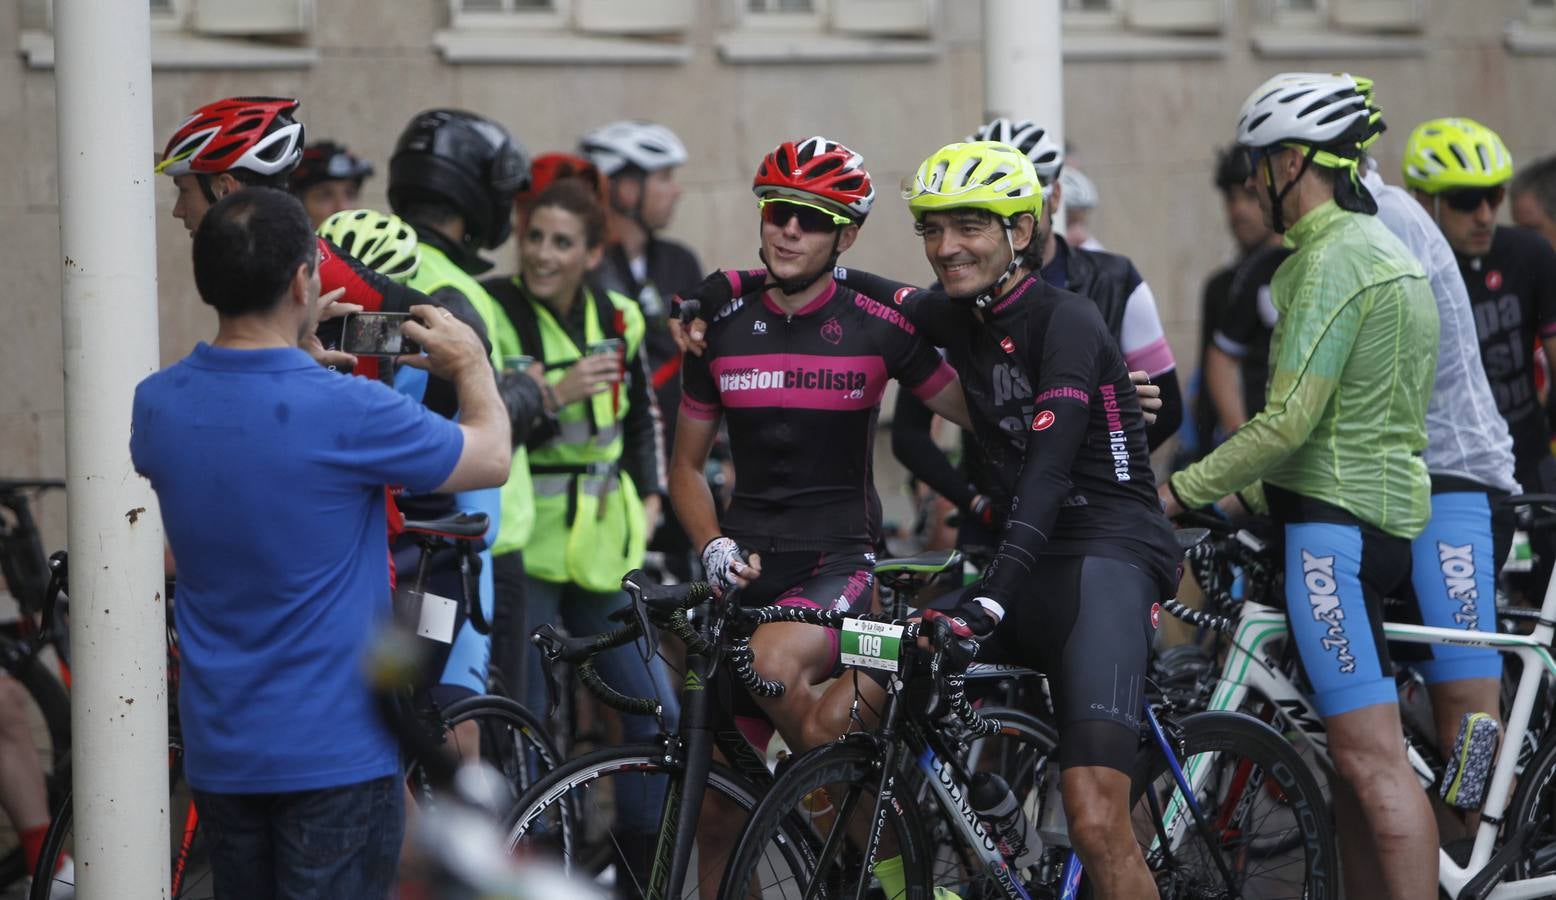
[970,117,1064,185]
[1059,168,1098,211]
[1235,72,1370,149]
[579,120,689,176]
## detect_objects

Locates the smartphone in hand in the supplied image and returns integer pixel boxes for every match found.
[341,312,423,356]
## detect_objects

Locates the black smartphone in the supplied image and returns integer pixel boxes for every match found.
[340,312,422,356]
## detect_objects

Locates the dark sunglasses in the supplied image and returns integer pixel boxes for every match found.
[759,199,850,234]
[1441,185,1506,213]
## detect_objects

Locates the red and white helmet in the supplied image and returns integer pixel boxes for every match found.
[156,97,306,178]
[752,137,875,223]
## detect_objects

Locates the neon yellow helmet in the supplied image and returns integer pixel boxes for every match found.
[1402,118,1513,193]
[318,209,422,284]
[904,141,1044,223]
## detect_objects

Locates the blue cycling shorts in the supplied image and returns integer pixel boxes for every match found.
[1269,484,1410,718]
[1398,490,1503,685]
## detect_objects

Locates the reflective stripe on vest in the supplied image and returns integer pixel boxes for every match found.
[514,283,646,583]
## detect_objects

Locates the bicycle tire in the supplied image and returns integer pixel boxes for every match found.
[32,754,209,899]
[1505,725,1556,880]
[720,737,934,900]
[1103,710,1337,900]
[1,648,72,889]
[506,743,809,900]
[406,693,563,811]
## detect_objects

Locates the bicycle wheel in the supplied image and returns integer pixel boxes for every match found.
[721,738,933,900]
[1,651,72,889]
[913,707,1057,899]
[1506,727,1556,879]
[407,693,563,812]
[1112,710,1336,900]
[31,754,210,899]
[507,743,808,900]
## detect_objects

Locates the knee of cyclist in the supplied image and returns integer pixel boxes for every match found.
[1061,777,1130,851]
[1330,741,1408,793]
[799,710,851,752]
[1065,808,1122,860]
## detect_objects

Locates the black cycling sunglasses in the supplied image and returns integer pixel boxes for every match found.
[1441,185,1506,213]
[759,199,850,234]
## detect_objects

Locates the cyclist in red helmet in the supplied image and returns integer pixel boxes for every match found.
[674,138,969,868]
[156,96,489,385]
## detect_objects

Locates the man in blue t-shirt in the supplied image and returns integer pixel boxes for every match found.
[131,188,510,899]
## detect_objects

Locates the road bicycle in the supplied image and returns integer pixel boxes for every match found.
[1167,495,1556,900]
[718,577,1335,900]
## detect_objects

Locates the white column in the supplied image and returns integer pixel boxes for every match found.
[53,0,170,897]
[983,0,1066,228]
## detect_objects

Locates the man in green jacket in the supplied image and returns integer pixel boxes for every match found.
[1161,73,1441,900]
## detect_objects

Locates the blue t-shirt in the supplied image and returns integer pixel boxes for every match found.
[130,343,463,793]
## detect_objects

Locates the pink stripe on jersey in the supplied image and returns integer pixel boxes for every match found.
[909,360,956,401]
[1125,336,1176,378]
[711,353,887,411]
[680,394,720,421]
[1540,322,1556,338]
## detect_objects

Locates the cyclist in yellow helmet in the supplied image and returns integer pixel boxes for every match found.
[896,140,1179,900]
[1405,119,1556,534]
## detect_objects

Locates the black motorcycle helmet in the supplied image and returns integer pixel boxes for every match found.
[388,109,531,249]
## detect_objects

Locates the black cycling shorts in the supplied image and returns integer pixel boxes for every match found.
[931,554,1159,773]
[730,550,877,749]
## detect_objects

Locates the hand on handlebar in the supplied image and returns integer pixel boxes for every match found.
[911,600,1001,652]
[701,537,761,595]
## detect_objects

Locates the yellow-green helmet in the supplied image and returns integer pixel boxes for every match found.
[904,141,1044,222]
[318,209,422,284]
[1402,118,1513,193]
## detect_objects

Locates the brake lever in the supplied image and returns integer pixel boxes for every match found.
[531,624,564,662]
[677,298,702,326]
[620,570,658,666]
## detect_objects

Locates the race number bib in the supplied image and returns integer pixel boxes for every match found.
[839,618,904,673]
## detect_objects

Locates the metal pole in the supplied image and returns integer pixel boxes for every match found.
[983,0,1066,230]
[53,0,170,896]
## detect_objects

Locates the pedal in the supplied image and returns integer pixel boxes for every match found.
[1440,712,1499,810]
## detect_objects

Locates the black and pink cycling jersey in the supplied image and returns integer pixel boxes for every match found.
[680,276,955,553]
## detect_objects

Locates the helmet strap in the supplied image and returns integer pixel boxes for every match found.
[196,174,219,205]
[759,230,843,297]
[1263,145,1318,235]
[970,222,1021,310]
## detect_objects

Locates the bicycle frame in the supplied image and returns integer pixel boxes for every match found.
[644,598,780,900]
[891,688,1213,900]
[1200,583,1556,899]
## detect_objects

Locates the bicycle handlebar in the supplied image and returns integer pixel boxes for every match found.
[729,604,1000,736]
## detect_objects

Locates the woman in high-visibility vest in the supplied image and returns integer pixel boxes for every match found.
[489,179,675,862]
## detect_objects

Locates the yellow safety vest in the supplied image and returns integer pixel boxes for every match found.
[507,277,647,592]
[408,245,535,554]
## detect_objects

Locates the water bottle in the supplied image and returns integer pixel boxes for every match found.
[969,772,1041,869]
